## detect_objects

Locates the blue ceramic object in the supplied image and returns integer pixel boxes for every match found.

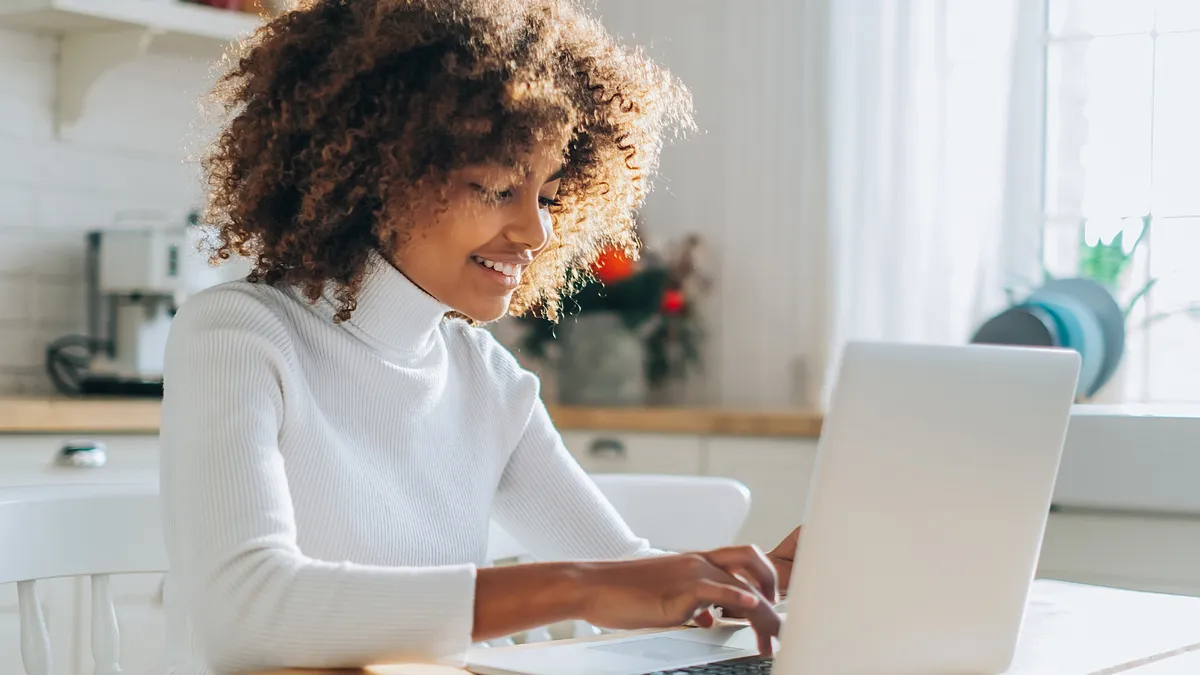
[1041,278,1126,395]
[1025,289,1106,397]
[971,278,1126,398]
[970,305,1061,348]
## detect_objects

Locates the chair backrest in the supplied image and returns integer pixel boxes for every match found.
[0,482,167,675]
[588,474,752,552]
[485,473,753,562]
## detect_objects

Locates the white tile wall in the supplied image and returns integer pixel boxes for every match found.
[0,28,211,394]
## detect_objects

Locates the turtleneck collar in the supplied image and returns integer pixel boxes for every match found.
[329,250,452,356]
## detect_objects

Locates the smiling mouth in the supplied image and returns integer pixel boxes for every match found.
[472,255,523,283]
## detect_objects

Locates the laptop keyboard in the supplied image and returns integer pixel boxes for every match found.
[654,658,774,674]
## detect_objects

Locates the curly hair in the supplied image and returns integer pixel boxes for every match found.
[201,0,692,322]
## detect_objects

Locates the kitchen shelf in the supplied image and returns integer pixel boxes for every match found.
[0,0,262,132]
[0,0,260,41]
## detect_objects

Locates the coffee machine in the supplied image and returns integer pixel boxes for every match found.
[46,215,245,397]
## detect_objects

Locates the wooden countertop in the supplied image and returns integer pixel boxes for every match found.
[0,397,823,438]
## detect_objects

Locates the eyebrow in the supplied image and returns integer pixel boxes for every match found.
[546,166,566,183]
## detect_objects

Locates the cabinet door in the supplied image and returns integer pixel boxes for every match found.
[1038,511,1200,597]
[77,574,166,675]
[0,578,79,675]
[0,434,159,487]
[559,431,703,475]
[704,437,819,547]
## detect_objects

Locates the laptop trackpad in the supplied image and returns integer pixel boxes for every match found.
[587,636,746,663]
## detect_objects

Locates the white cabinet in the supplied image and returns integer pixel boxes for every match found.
[703,437,819,548]
[560,431,704,475]
[1039,511,1200,597]
[0,434,159,488]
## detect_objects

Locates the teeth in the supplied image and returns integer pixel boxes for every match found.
[474,256,521,278]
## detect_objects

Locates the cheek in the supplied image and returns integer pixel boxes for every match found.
[447,206,508,251]
[422,205,482,253]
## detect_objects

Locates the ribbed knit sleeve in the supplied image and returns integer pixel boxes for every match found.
[492,398,665,562]
[464,326,664,563]
[159,287,476,673]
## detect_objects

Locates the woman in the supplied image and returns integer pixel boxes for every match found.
[159,1,799,673]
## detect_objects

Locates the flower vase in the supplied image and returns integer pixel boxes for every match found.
[555,312,647,407]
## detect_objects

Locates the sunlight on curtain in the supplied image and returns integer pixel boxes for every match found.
[818,0,1042,403]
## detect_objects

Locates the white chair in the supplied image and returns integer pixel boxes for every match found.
[0,482,167,675]
[483,473,753,645]
[589,474,752,552]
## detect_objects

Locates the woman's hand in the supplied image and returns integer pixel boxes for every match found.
[578,546,782,655]
[704,527,800,623]
[766,526,800,595]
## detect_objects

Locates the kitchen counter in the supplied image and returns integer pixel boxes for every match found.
[0,397,824,438]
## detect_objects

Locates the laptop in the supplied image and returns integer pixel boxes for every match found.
[467,341,1081,675]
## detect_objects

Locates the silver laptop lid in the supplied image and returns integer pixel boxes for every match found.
[777,342,1080,675]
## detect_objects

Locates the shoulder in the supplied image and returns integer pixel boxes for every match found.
[168,280,297,355]
[443,320,536,388]
[443,319,542,414]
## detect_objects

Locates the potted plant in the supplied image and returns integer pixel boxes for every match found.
[1048,217,1199,401]
[517,234,710,406]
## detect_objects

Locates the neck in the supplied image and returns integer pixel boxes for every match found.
[336,250,451,354]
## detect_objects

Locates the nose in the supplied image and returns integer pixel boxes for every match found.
[505,199,554,254]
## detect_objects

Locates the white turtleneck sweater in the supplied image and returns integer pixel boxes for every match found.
[158,254,655,675]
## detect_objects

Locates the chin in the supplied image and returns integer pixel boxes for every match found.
[459,299,511,324]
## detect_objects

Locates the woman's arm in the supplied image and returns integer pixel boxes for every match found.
[473,552,782,654]
[491,398,663,561]
[472,562,587,641]
[161,290,476,672]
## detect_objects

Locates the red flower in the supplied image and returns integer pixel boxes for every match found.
[661,288,686,314]
[591,248,636,284]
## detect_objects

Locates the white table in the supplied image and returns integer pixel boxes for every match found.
[1001,580,1200,674]
[257,580,1200,675]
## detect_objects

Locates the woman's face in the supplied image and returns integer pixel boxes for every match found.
[390,152,563,323]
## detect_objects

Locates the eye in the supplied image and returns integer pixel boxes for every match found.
[538,196,562,208]
[470,183,513,204]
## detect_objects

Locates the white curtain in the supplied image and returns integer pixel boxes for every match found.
[816,0,1045,403]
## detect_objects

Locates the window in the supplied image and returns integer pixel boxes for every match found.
[1042,0,1200,402]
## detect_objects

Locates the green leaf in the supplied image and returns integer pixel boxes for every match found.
[1123,277,1158,318]
[1079,234,1130,288]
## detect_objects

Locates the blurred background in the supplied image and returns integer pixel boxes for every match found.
[5,5,1200,668]
[0,0,1198,409]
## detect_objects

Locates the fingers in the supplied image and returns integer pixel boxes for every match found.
[689,567,781,657]
[690,579,761,615]
[740,590,782,656]
[702,546,779,605]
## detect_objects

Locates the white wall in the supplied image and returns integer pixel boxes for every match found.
[0,28,211,394]
[594,1,824,408]
[0,1,824,407]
